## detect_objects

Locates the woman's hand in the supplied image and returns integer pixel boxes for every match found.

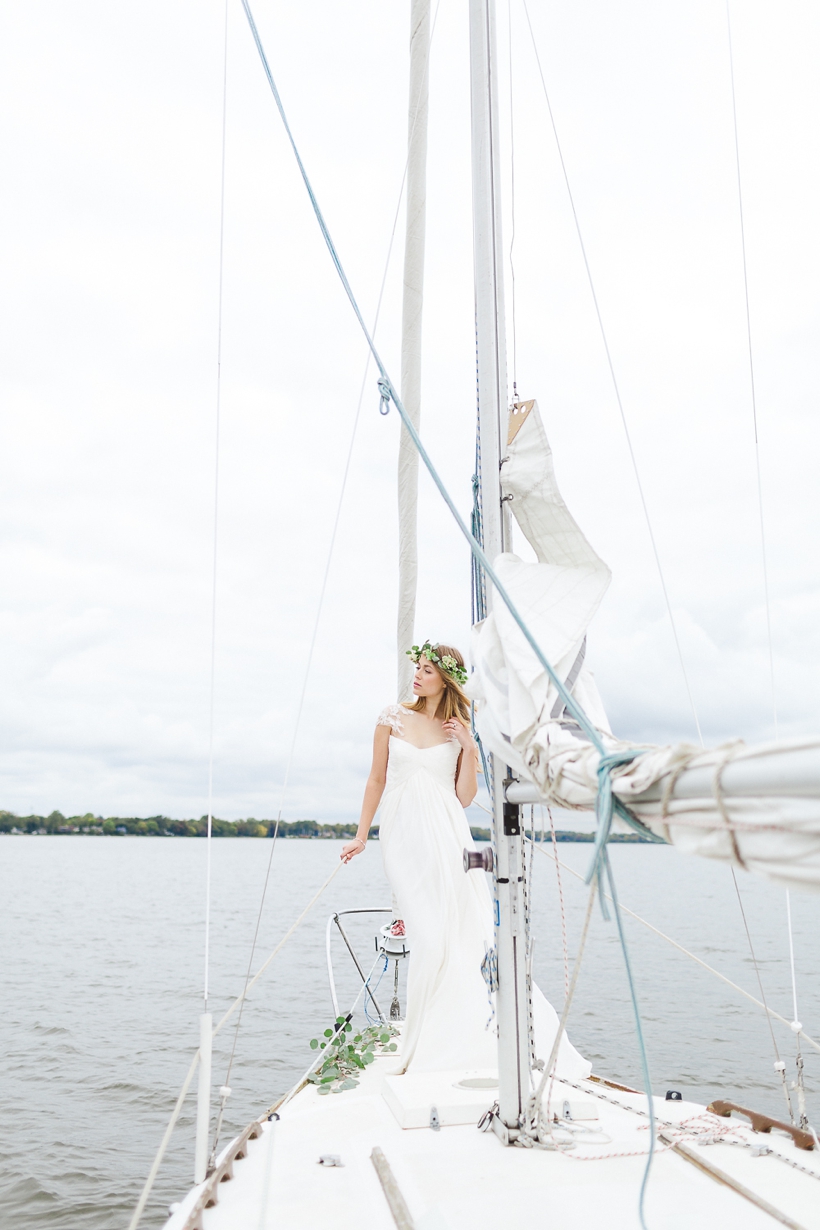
[443,718,473,750]
[341,837,366,864]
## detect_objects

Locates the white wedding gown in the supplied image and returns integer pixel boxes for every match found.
[377,706,591,1080]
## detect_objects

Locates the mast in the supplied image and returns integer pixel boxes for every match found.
[396,0,431,701]
[469,0,531,1136]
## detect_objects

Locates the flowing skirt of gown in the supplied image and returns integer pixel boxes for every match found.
[379,734,591,1079]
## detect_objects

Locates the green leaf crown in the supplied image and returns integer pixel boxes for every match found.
[406,641,468,688]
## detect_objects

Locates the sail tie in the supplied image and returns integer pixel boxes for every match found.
[378,377,392,415]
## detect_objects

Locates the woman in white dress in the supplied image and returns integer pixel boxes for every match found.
[341,643,589,1081]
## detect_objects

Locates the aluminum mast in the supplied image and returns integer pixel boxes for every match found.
[468,0,531,1138]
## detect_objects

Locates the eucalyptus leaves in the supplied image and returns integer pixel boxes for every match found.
[308,1017,399,1095]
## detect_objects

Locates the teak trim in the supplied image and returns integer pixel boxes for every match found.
[371,1146,415,1230]
[179,1116,265,1230]
[708,1100,815,1152]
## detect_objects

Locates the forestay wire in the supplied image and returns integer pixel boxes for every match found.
[238,3,657,1221]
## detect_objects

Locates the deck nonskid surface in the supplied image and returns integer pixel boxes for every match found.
[166,1051,820,1230]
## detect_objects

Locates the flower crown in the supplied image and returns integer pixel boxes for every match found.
[406,641,468,688]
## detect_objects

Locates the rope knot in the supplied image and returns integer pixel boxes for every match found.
[377,377,392,415]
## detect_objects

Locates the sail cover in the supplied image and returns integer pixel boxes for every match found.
[468,402,820,892]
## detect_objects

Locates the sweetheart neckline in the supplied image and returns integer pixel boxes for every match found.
[389,734,456,752]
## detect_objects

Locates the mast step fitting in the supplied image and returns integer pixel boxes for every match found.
[463,847,494,873]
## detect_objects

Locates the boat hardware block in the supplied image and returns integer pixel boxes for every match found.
[463,847,493,873]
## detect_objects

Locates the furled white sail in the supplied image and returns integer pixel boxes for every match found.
[468,402,820,892]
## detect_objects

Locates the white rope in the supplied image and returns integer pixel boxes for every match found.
[525,880,597,1144]
[215,861,344,1038]
[519,0,703,748]
[127,860,345,1230]
[127,1051,201,1230]
[545,805,570,1001]
[530,839,820,1056]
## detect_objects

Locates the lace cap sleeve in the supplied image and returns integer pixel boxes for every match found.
[377,704,405,735]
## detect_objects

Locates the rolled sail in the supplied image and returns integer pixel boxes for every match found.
[468,401,820,892]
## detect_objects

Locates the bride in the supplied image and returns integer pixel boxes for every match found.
[341,642,589,1081]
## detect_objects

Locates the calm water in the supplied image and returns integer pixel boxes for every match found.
[0,835,817,1229]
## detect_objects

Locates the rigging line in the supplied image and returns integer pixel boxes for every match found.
[127,860,344,1230]
[238,0,682,847]
[507,0,518,394]
[785,890,800,1029]
[519,0,703,748]
[529,838,820,1056]
[531,877,596,1125]
[211,4,442,1156]
[724,6,796,1124]
[730,868,793,1124]
[203,0,230,1017]
[725,1,777,740]
[271,948,386,1117]
[126,1051,200,1230]
[239,0,603,753]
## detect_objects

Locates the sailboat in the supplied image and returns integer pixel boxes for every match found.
[126,1,820,1227]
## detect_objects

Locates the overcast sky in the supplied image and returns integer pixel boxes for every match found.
[1,0,819,822]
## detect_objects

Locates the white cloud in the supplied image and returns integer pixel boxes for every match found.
[1,0,819,820]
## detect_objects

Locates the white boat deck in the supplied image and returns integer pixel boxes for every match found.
[165,1047,820,1230]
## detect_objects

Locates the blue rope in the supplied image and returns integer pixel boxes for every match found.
[238,7,657,1217]
[363,955,389,1026]
[604,849,656,1228]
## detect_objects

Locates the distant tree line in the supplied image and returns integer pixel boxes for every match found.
[0,811,651,843]
[0,811,494,841]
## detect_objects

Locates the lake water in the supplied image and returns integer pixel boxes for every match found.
[0,834,817,1229]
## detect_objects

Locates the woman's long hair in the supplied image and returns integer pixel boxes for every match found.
[403,644,471,725]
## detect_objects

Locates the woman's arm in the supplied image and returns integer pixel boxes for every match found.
[444,719,479,807]
[341,724,390,863]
